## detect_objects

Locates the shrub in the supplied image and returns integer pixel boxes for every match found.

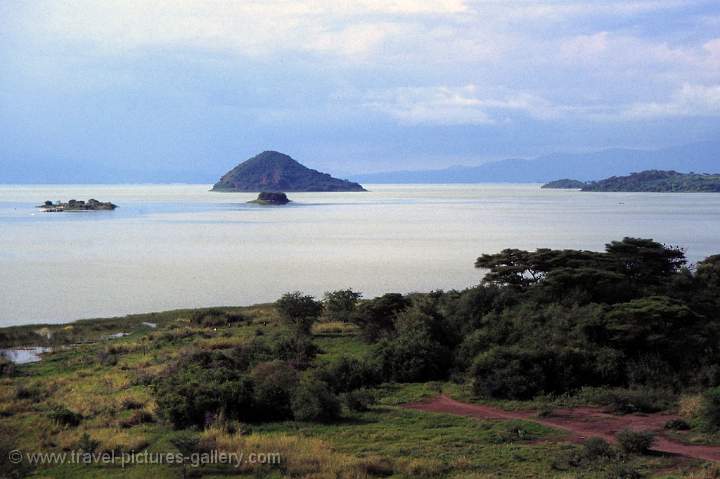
[603,462,642,479]
[582,437,613,460]
[96,348,118,367]
[490,421,536,443]
[191,309,245,328]
[272,333,319,369]
[471,347,547,400]
[341,388,376,412]
[48,406,82,427]
[250,361,299,420]
[121,398,144,410]
[0,355,15,377]
[291,378,340,422]
[15,385,44,401]
[581,387,673,414]
[119,410,154,428]
[317,356,382,393]
[615,429,655,454]
[664,418,690,430]
[77,432,100,453]
[701,387,720,432]
[154,363,254,428]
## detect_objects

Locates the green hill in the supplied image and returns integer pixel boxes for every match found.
[541,179,587,189]
[581,170,720,192]
[212,151,366,192]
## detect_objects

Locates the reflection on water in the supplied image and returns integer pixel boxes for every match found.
[1,184,719,326]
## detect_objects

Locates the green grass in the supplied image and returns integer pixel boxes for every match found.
[0,305,712,478]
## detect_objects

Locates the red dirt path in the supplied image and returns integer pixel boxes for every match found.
[403,395,720,462]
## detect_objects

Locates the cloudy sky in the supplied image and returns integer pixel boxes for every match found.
[1,0,720,179]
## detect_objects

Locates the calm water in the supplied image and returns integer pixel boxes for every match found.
[1,184,719,326]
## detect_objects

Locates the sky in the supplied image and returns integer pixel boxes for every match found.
[1,0,720,180]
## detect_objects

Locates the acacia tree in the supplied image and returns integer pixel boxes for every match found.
[323,289,362,322]
[275,291,323,335]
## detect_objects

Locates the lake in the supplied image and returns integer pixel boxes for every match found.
[1,184,719,326]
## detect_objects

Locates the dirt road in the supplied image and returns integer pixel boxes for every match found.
[403,395,720,462]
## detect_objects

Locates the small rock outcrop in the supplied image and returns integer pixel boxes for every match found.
[38,199,117,212]
[248,192,291,205]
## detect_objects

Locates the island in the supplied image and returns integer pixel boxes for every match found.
[37,199,117,212]
[541,170,720,192]
[212,150,366,192]
[541,179,587,189]
[248,192,291,205]
[582,170,720,192]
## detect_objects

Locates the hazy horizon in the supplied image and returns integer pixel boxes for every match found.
[2,1,720,183]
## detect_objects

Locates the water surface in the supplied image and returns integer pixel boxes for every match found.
[1,184,719,326]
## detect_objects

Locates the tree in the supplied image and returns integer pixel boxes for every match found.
[275,291,323,334]
[374,307,451,382]
[350,293,410,342]
[323,289,362,322]
[605,237,686,285]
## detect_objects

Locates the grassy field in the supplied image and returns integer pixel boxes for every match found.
[0,305,716,478]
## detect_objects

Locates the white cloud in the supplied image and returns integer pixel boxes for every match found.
[365,85,575,124]
[367,82,720,125]
[623,83,720,119]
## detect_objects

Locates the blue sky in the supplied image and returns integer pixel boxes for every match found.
[1,0,720,180]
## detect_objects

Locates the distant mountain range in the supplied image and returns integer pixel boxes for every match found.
[350,141,720,184]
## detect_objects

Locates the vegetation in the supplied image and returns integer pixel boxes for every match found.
[541,178,587,189]
[248,191,291,205]
[581,169,720,192]
[2,236,720,477]
[212,150,366,192]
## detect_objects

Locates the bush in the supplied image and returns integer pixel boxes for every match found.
[341,388,376,412]
[701,387,720,432]
[0,355,15,377]
[77,432,100,453]
[582,437,614,460]
[375,308,451,383]
[317,356,382,393]
[154,363,254,429]
[96,348,118,367]
[272,333,319,369]
[250,361,299,420]
[119,410,154,428]
[15,385,44,401]
[615,429,655,454]
[603,462,642,479]
[48,406,82,427]
[581,387,673,414]
[191,309,245,328]
[664,418,690,430]
[291,378,340,422]
[471,347,547,400]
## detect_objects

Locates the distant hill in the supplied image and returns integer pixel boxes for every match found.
[350,141,720,184]
[580,170,720,192]
[212,151,366,192]
[541,179,587,189]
